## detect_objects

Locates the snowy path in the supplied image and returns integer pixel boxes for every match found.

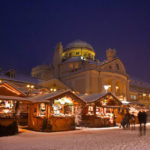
[0,126,150,150]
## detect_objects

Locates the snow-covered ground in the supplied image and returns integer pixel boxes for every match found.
[1,125,150,150]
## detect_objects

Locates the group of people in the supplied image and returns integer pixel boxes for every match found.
[121,112,135,129]
[120,110,147,136]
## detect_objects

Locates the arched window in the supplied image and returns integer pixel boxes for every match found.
[88,53,91,58]
[76,52,80,55]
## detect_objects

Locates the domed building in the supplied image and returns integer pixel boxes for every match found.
[32,40,130,102]
[31,40,150,108]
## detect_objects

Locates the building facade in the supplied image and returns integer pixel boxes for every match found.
[32,40,131,102]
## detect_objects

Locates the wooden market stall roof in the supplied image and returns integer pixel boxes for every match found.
[27,89,86,104]
[79,92,122,105]
[0,81,26,97]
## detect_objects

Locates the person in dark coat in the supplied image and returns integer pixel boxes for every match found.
[138,110,147,136]
[121,112,130,129]
[130,113,136,130]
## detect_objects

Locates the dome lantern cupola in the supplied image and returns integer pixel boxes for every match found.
[63,40,95,61]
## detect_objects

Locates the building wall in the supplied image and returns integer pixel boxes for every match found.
[100,72,129,99]
[61,71,90,94]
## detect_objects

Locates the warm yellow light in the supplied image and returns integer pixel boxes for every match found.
[27,84,30,88]
[50,88,53,91]
[116,86,119,90]
[0,85,21,95]
[53,88,57,92]
[56,97,72,104]
[31,85,34,89]
[0,80,2,83]
[143,93,146,97]
[5,102,10,108]
[3,109,9,113]
[104,85,111,92]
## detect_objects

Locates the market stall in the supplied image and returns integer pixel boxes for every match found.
[28,90,85,132]
[0,82,29,136]
[80,93,124,127]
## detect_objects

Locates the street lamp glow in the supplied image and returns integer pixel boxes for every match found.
[27,84,30,88]
[31,85,34,89]
[104,85,111,93]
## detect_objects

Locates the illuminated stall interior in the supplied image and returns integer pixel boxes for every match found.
[36,96,75,117]
[81,93,123,125]
[0,82,27,117]
[28,90,85,131]
[0,100,16,116]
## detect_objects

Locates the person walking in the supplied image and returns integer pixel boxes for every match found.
[120,111,130,129]
[138,110,147,136]
[142,111,147,135]
[130,113,136,130]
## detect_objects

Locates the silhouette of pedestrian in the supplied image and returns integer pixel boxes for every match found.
[138,110,147,136]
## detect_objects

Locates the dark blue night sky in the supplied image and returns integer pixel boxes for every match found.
[0,0,150,82]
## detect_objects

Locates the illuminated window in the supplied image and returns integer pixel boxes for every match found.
[88,106,94,115]
[88,53,91,58]
[39,103,46,116]
[130,95,136,100]
[76,52,80,55]
[53,97,73,116]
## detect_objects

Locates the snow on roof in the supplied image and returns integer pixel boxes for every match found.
[0,74,39,84]
[28,89,72,103]
[63,56,83,63]
[130,77,150,91]
[65,40,94,51]
[79,92,122,105]
[79,93,108,103]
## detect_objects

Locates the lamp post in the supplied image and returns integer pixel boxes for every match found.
[104,85,111,93]
[26,84,35,95]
